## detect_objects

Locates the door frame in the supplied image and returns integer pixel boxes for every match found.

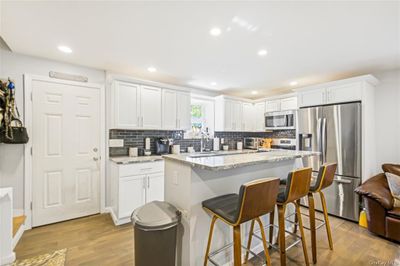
[23,74,106,229]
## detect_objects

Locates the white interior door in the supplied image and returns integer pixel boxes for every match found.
[32,80,101,227]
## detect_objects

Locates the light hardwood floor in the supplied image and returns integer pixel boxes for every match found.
[15,211,400,265]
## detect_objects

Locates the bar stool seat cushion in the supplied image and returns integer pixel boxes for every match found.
[277,186,287,203]
[202,193,240,224]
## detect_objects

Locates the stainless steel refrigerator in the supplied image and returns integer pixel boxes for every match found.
[297,102,361,221]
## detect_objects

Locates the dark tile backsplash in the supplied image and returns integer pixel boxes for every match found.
[109,129,296,157]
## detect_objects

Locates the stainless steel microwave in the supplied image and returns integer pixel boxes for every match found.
[265,110,296,130]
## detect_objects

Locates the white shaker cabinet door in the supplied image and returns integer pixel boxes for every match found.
[119,175,146,219]
[113,81,140,129]
[232,100,243,131]
[146,172,165,203]
[298,88,326,107]
[280,97,298,111]
[223,100,234,131]
[254,102,265,131]
[265,99,281,113]
[162,89,178,129]
[177,92,191,130]
[140,86,162,129]
[242,102,255,132]
[326,82,362,104]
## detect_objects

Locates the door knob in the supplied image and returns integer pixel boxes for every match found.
[93,147,98,152]
[93,157,99,161]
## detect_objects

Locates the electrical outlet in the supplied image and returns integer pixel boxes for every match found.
[109,139,124,147]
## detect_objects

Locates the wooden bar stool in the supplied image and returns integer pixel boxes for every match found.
[202,177,280,266]
[291,163,337,264]
[275,167,312,266]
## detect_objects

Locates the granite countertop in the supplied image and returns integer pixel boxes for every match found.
[162,149,320,171]
[110,155,164,164]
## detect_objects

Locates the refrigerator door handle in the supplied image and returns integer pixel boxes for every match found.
[333,178,352,184]
[322,118,327,163]
[317,118,322,161]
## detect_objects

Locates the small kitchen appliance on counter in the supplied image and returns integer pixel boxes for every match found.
[244,137,264,150]
[271,138,296,150]
[156,138,170,155]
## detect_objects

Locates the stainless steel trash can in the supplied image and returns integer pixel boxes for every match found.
[131,201,181,266]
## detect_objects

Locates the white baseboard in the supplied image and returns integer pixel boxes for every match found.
[104,207,131,226]
[0,252,16,266]
[12,224,25,249]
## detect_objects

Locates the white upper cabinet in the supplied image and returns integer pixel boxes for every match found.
[232,100,243,131]
[254,102,265,131]
[298,88,326,107]
[297,80,366,108]
[112,81,140,129]
[112,80,190,130]
[177,92,191,130]
[216,96,259,132]
[265,99,281,113]
[265,96,298,112]
[162,89,177,129]
[140,86,162,129]
[242,102,255,131]
[326,82,362,104]
[161,90,191,130]
[280,97,298,111]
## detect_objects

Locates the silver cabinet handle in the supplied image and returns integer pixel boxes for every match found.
[334,178,352,184]
[147,176,150,189]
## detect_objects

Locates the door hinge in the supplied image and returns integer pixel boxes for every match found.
[30,202,33,210]
[30,147,33,156]
[30,92,33,101]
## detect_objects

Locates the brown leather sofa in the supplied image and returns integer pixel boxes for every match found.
[355,164,400,242]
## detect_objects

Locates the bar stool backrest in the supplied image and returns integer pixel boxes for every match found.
[282,167,312,204]
[315,163,337,191]
[235,178,280,224]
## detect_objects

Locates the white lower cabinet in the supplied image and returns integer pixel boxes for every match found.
[110,160,164,225]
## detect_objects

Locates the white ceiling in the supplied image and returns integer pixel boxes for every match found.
[1,1,400,98]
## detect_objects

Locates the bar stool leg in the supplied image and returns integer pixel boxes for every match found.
[255,217,272,266]
[233,225,242,266]
[308,192,317,264]
[292,200,300,234]
[204,216,217,266]
[269,208,275,244]
[319,191,333,250]
[295,202,310,266]
[244,219,255,263]
[277,204,287,266]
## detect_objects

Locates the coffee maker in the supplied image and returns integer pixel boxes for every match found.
[155,138,170,155]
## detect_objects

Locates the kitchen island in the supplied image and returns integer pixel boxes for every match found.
[163,149,319,266]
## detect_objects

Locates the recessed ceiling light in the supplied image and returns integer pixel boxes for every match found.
[251,90,258,95]
[211,82,217,86]
[290,81,298,86]
[258,49,268,56]
[58,45,72,54]
[210,27,222,36]
[147,66,157,72]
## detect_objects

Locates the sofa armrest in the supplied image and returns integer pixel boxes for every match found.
[355,173,394,210]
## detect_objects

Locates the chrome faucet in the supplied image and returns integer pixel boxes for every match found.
[200,128,211,152]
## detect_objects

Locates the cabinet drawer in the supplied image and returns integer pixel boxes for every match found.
[119,161,164,177]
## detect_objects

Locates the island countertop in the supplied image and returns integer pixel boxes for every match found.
[162,149,320,171]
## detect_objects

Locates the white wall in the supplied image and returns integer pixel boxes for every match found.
[0,49,105,210]
[374,68,400,169]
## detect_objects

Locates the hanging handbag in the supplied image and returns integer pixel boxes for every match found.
[0,118,29,144]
